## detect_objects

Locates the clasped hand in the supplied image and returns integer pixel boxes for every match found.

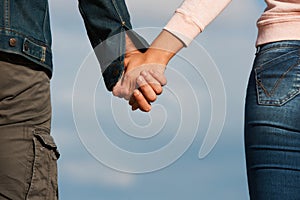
[112,49,167,112]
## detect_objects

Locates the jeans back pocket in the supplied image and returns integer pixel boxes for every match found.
[255,49,300,106]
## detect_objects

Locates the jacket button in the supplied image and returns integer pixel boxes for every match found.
[9,38,17,47]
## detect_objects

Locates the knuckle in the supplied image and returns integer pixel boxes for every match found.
[112,88,120,97]
[124,94,131,100]
[137,77,146,87]
[123,89,131,98]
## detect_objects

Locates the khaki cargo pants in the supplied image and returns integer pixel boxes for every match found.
[0,56,59,200]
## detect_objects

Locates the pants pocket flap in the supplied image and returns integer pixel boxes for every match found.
[33,128,60,159]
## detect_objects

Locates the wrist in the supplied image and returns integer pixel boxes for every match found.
[143,30,184,66]
[144,48,173,66]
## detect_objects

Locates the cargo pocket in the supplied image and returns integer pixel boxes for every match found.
[26,128,60,200]
[255,49,300,106]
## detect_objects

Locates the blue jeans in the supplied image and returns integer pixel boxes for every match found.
[245,40,300,199]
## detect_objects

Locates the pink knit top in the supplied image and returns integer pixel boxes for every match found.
[164,0,300,46]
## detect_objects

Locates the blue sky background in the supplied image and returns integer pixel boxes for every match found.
[49,0,266,199]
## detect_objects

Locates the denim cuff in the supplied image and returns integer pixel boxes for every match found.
[102,59,124,91]
[99,29,149,91]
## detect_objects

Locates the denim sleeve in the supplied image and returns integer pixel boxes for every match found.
[78,0,148,91]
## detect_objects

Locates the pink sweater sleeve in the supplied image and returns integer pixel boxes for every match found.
[164,0,232,46]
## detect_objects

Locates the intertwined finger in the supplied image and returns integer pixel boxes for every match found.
[132,89,151,112]
[140,70,163,95]
[149,69,167,86]
[136,75,157,102]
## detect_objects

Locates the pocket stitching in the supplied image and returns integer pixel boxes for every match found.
[255,60,300,98]
[255,59,300,106]
[255,49,299,73]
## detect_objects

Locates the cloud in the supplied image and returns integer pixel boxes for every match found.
[126,0,183,26]
[61,159,136,188]
[48,0,262,199]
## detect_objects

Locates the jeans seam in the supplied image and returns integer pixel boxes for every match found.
[260,46,299,53]
[23,126,32,198]
[111,0,125,26]
[25,136,37,199]
[256,49,299,68]
[4,0,10,28]
[258,42,300,54]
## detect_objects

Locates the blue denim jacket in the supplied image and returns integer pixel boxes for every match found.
[0,0,53,73]
[0,0,147,90]
[79,0,148,90]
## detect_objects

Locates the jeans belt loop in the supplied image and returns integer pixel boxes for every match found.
[256,46,261,55]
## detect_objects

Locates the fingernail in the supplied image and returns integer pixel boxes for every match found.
[145,105,151,112]
[150,70,158,75]
[134,90,140,96]
[137,76,145,85]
